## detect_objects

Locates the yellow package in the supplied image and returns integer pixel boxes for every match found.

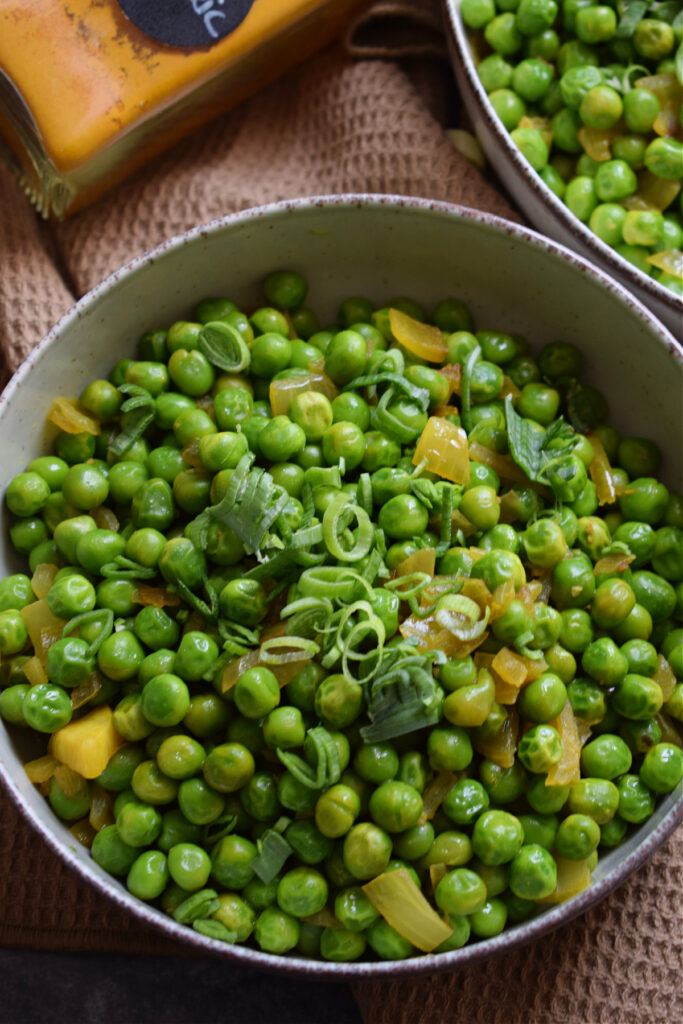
[0,0,365,217]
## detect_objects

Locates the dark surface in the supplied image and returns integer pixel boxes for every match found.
[0,949,362,1024]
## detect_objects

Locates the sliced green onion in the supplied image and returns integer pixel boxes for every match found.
[276,725,335,789]
[435,595,490,640]
[371,387,419,444]
[100,557,157,580]
[362,648,442,743]
[358,473,373,517]
[342,614,385,683]
[385,572,432,599]
[342,369,428,410]
[615,1,649,39]
[259,636,320,665]
[62,608,114,656]
[323,500,374,562]
[173,889,220,925]
[108,385,156,458]
[298,567,363,602]
[461,344,481,436]
[192,919,237,943]
[198,321,251,372]
[435,485,454,558]
[250,829,293,884]
[202,813,237,846]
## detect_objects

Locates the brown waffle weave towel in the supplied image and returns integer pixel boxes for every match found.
[0,3,681,1021]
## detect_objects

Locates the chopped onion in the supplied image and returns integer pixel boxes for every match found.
[91,505,120,531]
[389,308,447,363]
[24,754,60,784]
[412,416,470,485]
[654,655,676,702]
[646,249,683,280]
[577,125,614,162]
[47,397,101,435]
[30,562,58,600]
[545,701,585,787]
[269,371,338,417]
[538,855,592,905]
[588,433,617,506]
[89,783,115,831]
[362,868,453,952]
[492,647,527,689]
[395,546,436,579]
[20,599,66,664]
[53,763,85,798]
[419,770,461,824]
[22,655,48,687]
[472,708,518,768]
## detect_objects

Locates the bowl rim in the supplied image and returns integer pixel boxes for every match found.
[1,193,681,979]
[442,0,683,322]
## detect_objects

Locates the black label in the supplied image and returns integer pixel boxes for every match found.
[118,0,255,48]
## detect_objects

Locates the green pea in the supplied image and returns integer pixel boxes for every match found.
[343,823,393,880]
[485,13,524,56]
[365,918,414,960]
[168,348,215,396]
[460,486,500,531]
[208,892,255,943]
[178,778,225,825]
[427,725,473,772]
[0,684,28,724]
[623,87,660,133]
[472,549,526,590]
[91,825,139,876]
[127,850,169,900]
[263,269,307,310]
[479,758,527,804]
[22,683,72,732]
[509,844,557,899]
[518,672,568,723]
[612,673,663,720]
[442,669,495,728]
[435,867,487,916]
[276,866,328,918]
[253,907,300,954]
[208,833,257,890]
[522,518,568,569]
[568,777,620,823]
[520,724,565,770]
[368,781,423,834]
[617,774,655,823]
[644,137,683,180]
[526,775,570,815]
[639,743,683,793]
[581,734,632,779]
[322,420,366,473]
[518,812,559,850]
[0,608,28,656]
[472,809,524,865]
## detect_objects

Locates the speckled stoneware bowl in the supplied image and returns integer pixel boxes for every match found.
[0,196,681,978]
[443,0,683,338]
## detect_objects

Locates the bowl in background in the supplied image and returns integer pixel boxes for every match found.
[0,195,681,977]
[443,0,683,338]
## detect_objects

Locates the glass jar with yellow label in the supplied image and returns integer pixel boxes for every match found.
[0,0,366,218]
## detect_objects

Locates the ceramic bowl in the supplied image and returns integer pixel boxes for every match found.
[0,195,681,978]
[443,0,683,338]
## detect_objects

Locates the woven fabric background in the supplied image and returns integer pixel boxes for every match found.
[0,2,681,1021]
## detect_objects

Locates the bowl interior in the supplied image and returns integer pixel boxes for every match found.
[0,196,681,976]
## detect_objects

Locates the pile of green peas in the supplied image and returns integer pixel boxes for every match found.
[0,267,682,962]
[460,0,683,294]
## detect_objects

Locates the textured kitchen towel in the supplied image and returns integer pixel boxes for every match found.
[0,3,681,1023]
